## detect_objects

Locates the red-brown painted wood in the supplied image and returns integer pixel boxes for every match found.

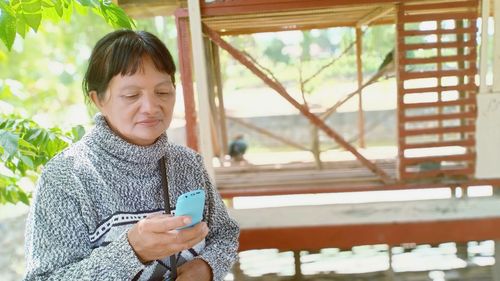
[175,9,199,151]
[218,179,500,198]
[204,25,392,183]
[238,217,500,251]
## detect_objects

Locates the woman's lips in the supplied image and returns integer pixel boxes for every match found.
[137,119,160,127]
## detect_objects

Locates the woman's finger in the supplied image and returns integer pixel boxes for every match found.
[140,215,191,233]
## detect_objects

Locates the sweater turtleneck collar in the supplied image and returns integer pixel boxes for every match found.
[86,113,168,165]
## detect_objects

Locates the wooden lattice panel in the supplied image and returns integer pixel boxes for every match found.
[397,0,478,181]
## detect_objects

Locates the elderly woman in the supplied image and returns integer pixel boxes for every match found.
[23,30,239,281]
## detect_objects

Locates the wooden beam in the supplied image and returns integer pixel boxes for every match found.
[175,10,198,151]
[187,0,215,179]
[356,27,365,148]
[212,42,229,157]
[238,218,500,251]
[204,25,392,183]
[231,196,500,251]
[200,0,404,17]
[480,0,490,93]
[218,177,500,198]
[356,5,394,27]
[494,0,500,91]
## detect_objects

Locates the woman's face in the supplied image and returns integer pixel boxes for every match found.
[91,56,175,146]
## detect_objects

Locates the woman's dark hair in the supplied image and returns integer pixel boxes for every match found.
[82,30,176,102]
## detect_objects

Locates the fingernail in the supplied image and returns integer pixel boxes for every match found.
[183,217,191,224]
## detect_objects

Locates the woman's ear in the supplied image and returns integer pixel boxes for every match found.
[89,91,102,109]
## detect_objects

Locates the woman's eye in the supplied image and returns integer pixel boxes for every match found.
[157,92,171,96]
[124,94,139,99]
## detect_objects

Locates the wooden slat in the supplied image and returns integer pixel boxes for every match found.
[402,125,475,136]
[400,68,476,80]
[200,0,399,17]
[400,11,477,23]
[400,1,477,12]
[234,195,500,251]
[403,98,476,109]
[402,84,476,94]
[218,178,500,198]
[402,111,476,122]
[399,26,476,36]
[401,167,474,179]
[401,153,475,166]
[400,53,475,65]
[238,218,500,251]
[402,139,475,149]
[400,40,475,51]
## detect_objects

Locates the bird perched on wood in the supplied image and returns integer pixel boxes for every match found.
[228,134,248,163]
[378,49,395,75]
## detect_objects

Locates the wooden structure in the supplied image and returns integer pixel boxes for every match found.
[117,0,500,266]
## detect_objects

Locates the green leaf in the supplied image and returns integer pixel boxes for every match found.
[61,0,72,21]
[22,12,42,31]
[77,0,95,7]
[19,138,37,150]
[18,188,30,205]
[16,15,29,38]
[71,125,85,141]
[54,0,63,17]
[0,2,17,51]
[0,84,13,100]
[0,129,19,156]
[21,0,42,14]
[7,185,19,203]
[98,2,134,29]
[19,154,35,169]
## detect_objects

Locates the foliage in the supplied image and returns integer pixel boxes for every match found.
[0,114,84,205]
[0,0,136,205]
[0,0,134,51]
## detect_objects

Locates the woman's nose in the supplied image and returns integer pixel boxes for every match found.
[140,93,160,113]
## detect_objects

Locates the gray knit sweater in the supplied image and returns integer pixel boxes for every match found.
[23,114,240,281]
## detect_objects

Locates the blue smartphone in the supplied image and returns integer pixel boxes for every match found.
[174,189,205,229]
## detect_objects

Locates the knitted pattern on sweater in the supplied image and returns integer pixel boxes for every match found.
[24,114,239,281]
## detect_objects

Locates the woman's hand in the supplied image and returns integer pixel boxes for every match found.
[127,214,209,263]
[176,258,213,281]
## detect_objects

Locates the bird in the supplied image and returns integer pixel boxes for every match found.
[228,134,248,163]
[378,49,395,74]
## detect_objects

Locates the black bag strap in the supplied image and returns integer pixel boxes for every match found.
[149,156,177,280]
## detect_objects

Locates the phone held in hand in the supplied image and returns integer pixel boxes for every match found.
[174,189,205,229]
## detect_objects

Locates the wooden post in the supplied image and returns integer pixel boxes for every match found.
[488,1,500,280]
[494,0,500,92]
[356,27,365,148]
[385,246,395,281]
[492,1,500,280]
[479,0,490,93]
[212,41,229,159]
[437,20,443,142]
[396,4,404,180]
[293,250,302,280]
[205,37,222,159]
[187,0,215,180]
[174,10,198,151]
[232,258,245,280]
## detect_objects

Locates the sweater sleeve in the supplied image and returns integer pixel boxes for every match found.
[23,160,145,281]
[194,155,240,281]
